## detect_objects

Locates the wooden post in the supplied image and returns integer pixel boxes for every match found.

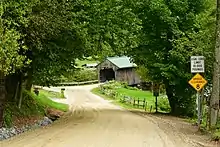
[155,96,158,113]
[18,86,23,109]
[150,105,153,113]
[14,81,20,101]
[97,66,100,83]
[145,102,147,111]
[138,98,139,108]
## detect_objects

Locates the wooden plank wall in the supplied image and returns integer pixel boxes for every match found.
[115,68,140,85]
[97,59,140,85]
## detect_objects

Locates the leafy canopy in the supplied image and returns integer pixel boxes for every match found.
[128,0,213,116]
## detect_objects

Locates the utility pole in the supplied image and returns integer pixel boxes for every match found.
[210,0,220,128]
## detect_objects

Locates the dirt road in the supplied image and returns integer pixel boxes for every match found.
[1,85,215,147]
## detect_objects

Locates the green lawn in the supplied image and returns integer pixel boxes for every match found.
[39,89,63,98]
[115,88,156,107]
[91,85,170,112]
[92,87,160,111]
[75,58,98,68]
[27,90,69,112]
[91,88,136,110]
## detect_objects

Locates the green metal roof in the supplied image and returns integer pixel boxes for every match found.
[106,56,137,69]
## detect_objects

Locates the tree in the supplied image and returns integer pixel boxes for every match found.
[0,0,33,127]
[210,0,220,127]
[0,0,141,127]
[128,0,214,116]
[26,0,141,86]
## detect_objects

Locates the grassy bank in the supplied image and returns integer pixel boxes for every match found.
[91,81,170,112]
[39,89,65,99]
[4,90,69,127]
[32,91,68,111]
[91,87,136,109]
[92,87,156,111]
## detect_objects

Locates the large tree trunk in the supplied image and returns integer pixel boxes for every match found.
[5,74,20,102]
[210,0,220,128]
[18,74,24,108]
[165,83,177,115]
[0,72,6,128]
[26,68,33,91]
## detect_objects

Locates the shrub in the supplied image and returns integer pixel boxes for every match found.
[102,80,123,90]
[63,69,98,82]
[3,104,13,127]
[158,97,171,112]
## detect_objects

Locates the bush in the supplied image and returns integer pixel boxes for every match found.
[158,97,171,112]
[3,105,13,127]
[63,69,98,82]
[3,90,45,127]
[101,81,123,90]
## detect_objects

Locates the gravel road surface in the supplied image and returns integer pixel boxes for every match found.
[1,85,215,147]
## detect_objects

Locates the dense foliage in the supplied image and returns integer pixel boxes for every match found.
[0,0,141,126]
[128,0,215,116]
[0,0,217,127]
[62,69,98,82]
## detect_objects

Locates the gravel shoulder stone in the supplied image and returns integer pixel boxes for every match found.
[0,116,53,141]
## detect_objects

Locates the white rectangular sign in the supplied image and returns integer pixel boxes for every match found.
[191,56,205,73]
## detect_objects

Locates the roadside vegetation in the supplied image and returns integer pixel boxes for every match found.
[92,81,170,112]
[61,68,98,83]
[59,57,98,84]
[4,90,68,128]
[39,89,64,99]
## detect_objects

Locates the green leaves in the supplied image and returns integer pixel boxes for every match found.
[127,0,214,116]
[22,0,141,85]
[0,0,31,75]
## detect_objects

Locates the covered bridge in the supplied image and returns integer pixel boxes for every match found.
[96,56,141,85]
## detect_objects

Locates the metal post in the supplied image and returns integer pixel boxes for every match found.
[197,91,202,128]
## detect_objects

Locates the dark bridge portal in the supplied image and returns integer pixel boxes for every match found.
[100,68,115,82]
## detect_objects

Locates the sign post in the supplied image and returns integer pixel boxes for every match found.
[189,73,207,127]
[189,56,206,129]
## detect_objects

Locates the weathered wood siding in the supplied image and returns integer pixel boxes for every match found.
[97,60,117,82]
[97,60,118,71]
[115,68,140,85]
[97,59,141,85]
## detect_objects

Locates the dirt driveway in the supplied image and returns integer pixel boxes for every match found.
[1,85,216,147]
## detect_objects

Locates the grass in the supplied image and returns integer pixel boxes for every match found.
[92,87,160,111]
[75,58,98,68]
[91,82,171,113]
[212,130,220,141]
[4,90,69,127]
[115,88,156,108]
[39,89,64,98]
[91,88,136,110]
[31,91,68,112]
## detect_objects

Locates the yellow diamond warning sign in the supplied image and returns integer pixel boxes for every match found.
[188,73,207,91]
